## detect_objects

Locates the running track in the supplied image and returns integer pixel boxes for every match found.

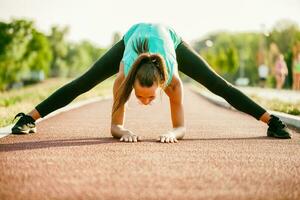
[0,86,299,200]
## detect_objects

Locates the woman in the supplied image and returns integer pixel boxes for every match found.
[12,23,292,142]
[293,53,300,90]
[258,63,269,88]
[274,54,288,89]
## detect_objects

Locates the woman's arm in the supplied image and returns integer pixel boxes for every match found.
[162,75,186,142]
[111,63,141,142]
[111,72,126,127]
[111,72,126,138]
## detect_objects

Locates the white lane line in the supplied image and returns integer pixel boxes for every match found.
[0,125,13,138]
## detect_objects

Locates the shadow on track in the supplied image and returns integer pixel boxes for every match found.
[0,137,120,152]
[0,136,278,152]
[182,136,275,141]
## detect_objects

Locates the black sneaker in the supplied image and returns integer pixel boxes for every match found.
[267,115,292,139]
[11,112,36,134]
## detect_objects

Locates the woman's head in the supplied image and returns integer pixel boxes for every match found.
[112,39,169,114]
[134,77,158,105]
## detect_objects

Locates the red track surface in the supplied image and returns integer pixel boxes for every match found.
[1,87,299,200]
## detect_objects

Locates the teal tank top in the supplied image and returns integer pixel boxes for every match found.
[122,23,182,86]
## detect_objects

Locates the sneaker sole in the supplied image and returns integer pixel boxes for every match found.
[11,127,37,134]
[267,130,292,139]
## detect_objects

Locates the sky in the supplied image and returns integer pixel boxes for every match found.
[1,0,300,47]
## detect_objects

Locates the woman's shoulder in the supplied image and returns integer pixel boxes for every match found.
[163,73,183,100]
[166,73,182,89]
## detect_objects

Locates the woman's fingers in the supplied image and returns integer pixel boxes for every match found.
[121,134,177,143]
[165,137,170,143]
[157,135,178,143]
[133,135,138,142]
[120,135,141,143]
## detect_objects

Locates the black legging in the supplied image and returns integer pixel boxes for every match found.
[175,41,266,120]
[35,40,125,117]
[36,39,266,120]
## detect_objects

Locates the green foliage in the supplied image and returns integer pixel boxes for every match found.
[0,19,35,90]
[66,41,106,77]
[267,20,300,87]
[196,33,241,82]
[250,94,300,116]
[48,26,69,77]
[193,20,300,86]
[27,29,53,75]
[214,34,239,74]
[232,33,261,84]
[1,18,299,90]
[268,20,300,53]
[0,18,107,91]
[46,26,106,78]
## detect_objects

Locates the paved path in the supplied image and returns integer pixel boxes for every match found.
[0,86,299,200]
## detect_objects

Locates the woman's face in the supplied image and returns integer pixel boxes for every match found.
[133,80,158,105]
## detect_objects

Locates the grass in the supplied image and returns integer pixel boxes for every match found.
[0,77,114,127]
[248,95,300,116]
[188,82,300,116]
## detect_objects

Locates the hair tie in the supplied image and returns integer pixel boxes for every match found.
[151,58,159,67]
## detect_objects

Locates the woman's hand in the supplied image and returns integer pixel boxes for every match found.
[157,127,186,143]
[120,130,142,143]
[111,124,141,143]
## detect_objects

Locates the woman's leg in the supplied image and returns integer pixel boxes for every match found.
[175,41,266,120]
[35,39,125,118]
[296,74,300,90]
[276,75,284,89]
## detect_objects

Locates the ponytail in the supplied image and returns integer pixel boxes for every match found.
[133,38,149,54]
[112,39,168,115]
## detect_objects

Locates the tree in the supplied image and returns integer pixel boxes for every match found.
[0,19,35,90]
[65,41,105,77]
[195,33,239,82]
[48,26,69,77]
[268,20,300,87]
[0,18,107,91]
[26,29,53,77]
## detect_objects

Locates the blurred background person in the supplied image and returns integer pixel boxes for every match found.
[292,53,300,90]
[256,49,269,88]
[258,63,269,87]
[274,54,288,89]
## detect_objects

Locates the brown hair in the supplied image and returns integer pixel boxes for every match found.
[112,39,168,115]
